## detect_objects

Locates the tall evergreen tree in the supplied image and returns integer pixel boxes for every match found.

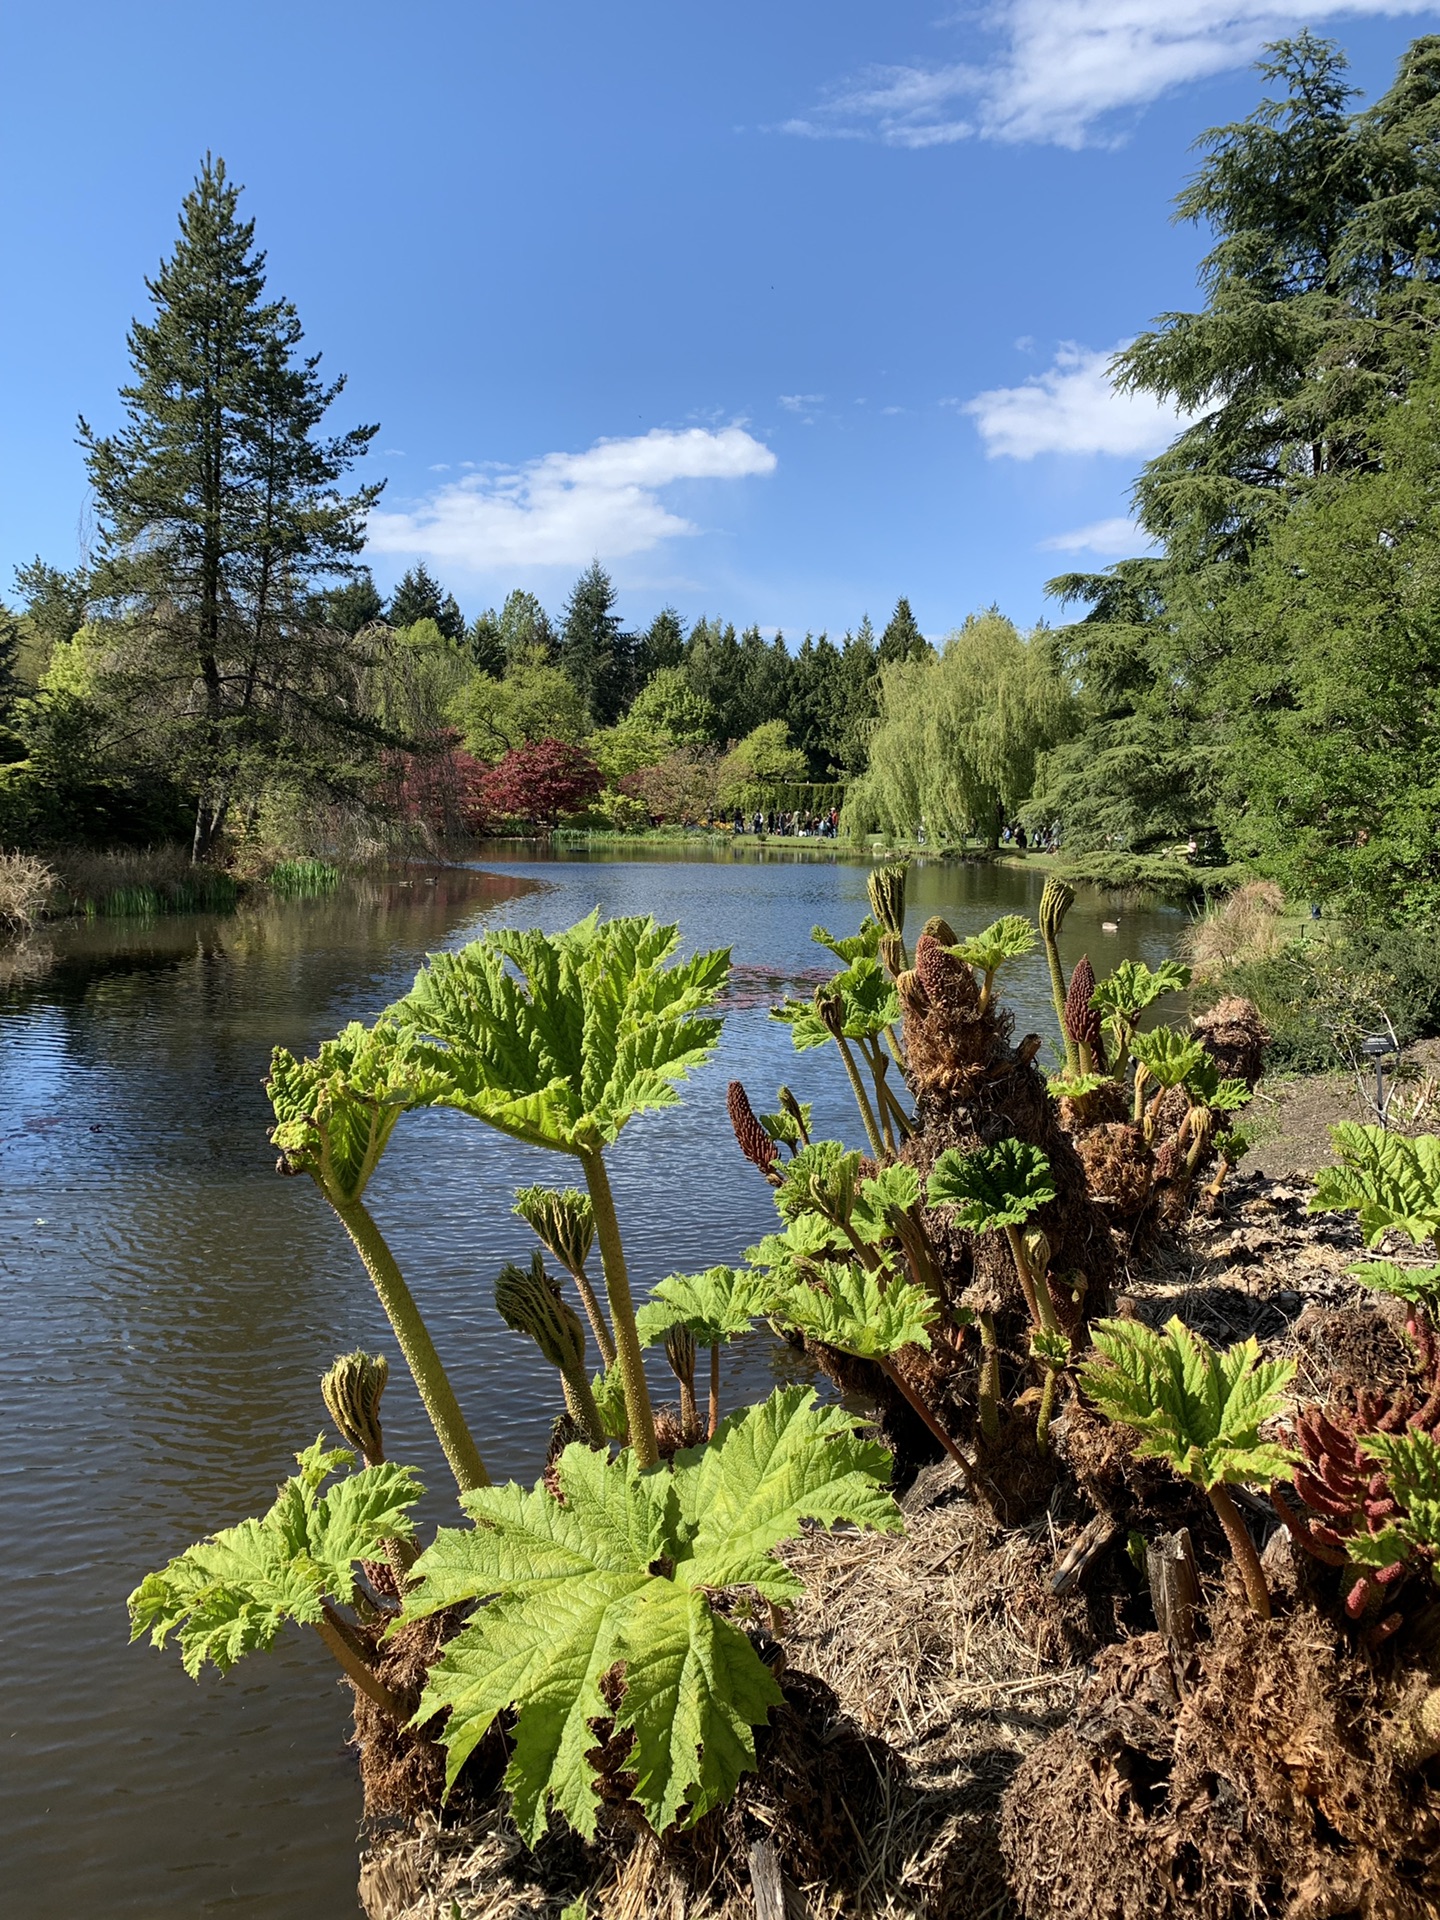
[466,608,507,677]
[558,560,632,723]
[387,562,465,640]
[79,156,382,857]
[635,607,685,683]
[318,567,384,634]
[878,596,929,666]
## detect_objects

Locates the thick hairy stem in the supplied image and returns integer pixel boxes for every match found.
[1036,1363,1061,1455]
[315,1605,404,1720]
[836,1034,884,1158]
[898,1207,944,1300]
[1004,1225,1058,1333]
[978,1312,1000,1443]
[559,1360,606,1446]
[865,1038,914,1140]
[332,1196,488,1493]
[1208,1482,1272,1619]
[569,1263,616,1369]
[580,1148,658,1469]
[678,1377,699,1442]
[1042,926,1078,1076]
[877,1355,981,1497]
[709,1342,721,1437]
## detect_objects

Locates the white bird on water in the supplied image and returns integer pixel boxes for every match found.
[1101,918,1119,933]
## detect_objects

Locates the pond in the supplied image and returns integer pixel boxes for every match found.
[0,852,1185,1917]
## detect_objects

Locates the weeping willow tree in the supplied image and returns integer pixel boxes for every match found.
[841,612,1072,847]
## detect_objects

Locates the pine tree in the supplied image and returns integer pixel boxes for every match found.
[558,561,632,722]
[466,609,506,677]
[878,596,929,666]
[319,569,384,635]
[636,607,685,683]
[387,563,465,641]
[79,156,383,857]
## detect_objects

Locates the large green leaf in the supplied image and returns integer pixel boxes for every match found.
[1091,959,1191,1026]
[771,956,899,1051]
[1347,1259,1440,1315]
[1310,1124,1440,1248]
[809,917,882,965]
[268,1022,440,1204]
[1080,1317,1296,1490]
[1129,1025,1208,1091]
[950,915,1036,979]
[389,913,729,1152]
[772,1261,936,1360]
[636,1266,778,1347]
[404,1387,900,1837]
[1358,1430,1440,1562]
[773,1139,864,1226]
[128,1439,423,1676]
[927,1138,1055,1231]
[851,1164,923,1243]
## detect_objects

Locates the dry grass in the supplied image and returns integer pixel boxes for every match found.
[1181,879,1286,983]
[0,850,57,930]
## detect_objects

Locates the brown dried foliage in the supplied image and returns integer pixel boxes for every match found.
[1001,1602,1440,1920]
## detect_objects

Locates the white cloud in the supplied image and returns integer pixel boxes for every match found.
[786,2,1432,149]
[366,426,776,572]
[964,342,1194,458]
[779,393,825,411]
[1038,515,1156,555]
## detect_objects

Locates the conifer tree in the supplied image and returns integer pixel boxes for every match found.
[879,596,929,666]
[79,156,383,858]
[319,569,384,635]
[387,563,465,641]
[497,589,558,666]
[558,560,632,722]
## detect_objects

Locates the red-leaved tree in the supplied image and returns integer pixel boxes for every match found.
[476,738,603,830]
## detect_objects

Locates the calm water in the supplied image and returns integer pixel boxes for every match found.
[0,852,1183,1917]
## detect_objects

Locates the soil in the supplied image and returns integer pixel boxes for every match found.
[355,1063,1440,1919]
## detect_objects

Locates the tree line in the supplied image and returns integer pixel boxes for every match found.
[0,152,934,856]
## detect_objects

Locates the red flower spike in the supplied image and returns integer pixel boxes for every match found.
[727,1081,778,1179]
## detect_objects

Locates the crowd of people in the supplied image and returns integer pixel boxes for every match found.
[739,808,842,838]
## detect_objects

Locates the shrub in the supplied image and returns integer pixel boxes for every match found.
[0,849,56,929]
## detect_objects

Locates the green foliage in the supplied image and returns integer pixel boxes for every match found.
[1090,959,1191,1048]
[851,1164,923,1241]
[513,1186,595,1275]
[810,916,882,965]
[402,1388,901,1836]
[951,915,1036,989]
[773,1140,864,1227]
[268,857,341,898]
[772,1262,937,1359]
[928,1139,1056,1232]
[1080,1317,1296,1490]
[841,612,1072,848]
[1348,1260,1440,1316]
[129,1439,422,1676]
[1355,1430,1440,1568]
[635,1267,777,1347]
[589,1362,630,1441]
[757,1098,813,1150]
[1130,1025,1207,1092]
[1182,1054,1253,1112]
[268,1021,434,1205]
[1310,1124,1440,1248]
[391,912,729,1153]
[771,956,898,1050]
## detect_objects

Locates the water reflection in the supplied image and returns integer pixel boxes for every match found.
[1,855,1183,1918]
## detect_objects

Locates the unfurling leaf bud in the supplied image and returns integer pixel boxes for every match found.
[813,986,847,1040]
[321,1350,389,1464]
[777,1085,810,1144]
[1064,955,1107,1069]
[1023,1230,1052,1278]
[879,932,906,980]
[921,915,957,947]
[728,1080,779,1176]
[513,1185,595,1275]
[1038,877,1074,941]
[867,863,908,937]
[663,1322,697,1390]
[495,1252,588,1376]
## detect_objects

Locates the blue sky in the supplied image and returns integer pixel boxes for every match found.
[3,2,1436,641]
